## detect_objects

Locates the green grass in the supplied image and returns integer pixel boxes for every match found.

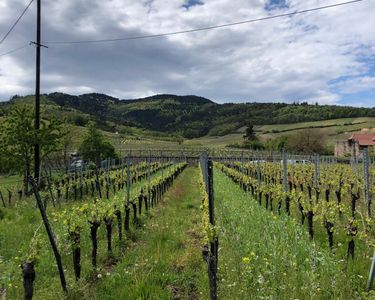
[0,167,208,299]
[186,133,244,148]
[80,167,209,299]
[187,117,375,148]
[0,174,23,190]
[255,117,375,133]
[214,168,369,299]
[0,165,175,299]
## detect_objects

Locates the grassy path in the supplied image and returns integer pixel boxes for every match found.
[81,167,209,299]
[214,168,362,300]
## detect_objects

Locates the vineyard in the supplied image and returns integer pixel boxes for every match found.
[0,149,375,299]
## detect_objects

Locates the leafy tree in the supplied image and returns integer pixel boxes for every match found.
[243,124,256,141]
[243,139,265,150]
[0,105,63,192]
[79,121,116,166]
[61,124,75,172]
[286,129,326,154]
[265,136,289,151]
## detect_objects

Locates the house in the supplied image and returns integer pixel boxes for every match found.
[335,133,375,157]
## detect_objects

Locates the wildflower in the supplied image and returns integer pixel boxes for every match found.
[97,273,102,279]
[242,257,250,264]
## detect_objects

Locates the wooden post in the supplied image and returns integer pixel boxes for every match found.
[367,251,375,291]
[207,157,218,300]
[29,176,67,293]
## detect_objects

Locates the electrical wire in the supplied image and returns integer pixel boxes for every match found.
[0,43,30,57]
[0,0,35,45]
[44,0,365,45]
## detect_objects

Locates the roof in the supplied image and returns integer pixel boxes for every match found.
[348,134,375,146]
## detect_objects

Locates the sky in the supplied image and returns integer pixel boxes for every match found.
[0,0,374,106]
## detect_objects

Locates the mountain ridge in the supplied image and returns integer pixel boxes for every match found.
[1,92,375,138]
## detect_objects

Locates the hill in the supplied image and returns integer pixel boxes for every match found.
[1,93,375,139]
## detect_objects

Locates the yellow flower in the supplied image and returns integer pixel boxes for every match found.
[242,257,250,264]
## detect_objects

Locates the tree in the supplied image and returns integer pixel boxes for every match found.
[286,129,326,154]
[0,105,63,192]
[61,124,75,172]
[243,124,256,141]
[265,136,289,151]
[79,121,116,166]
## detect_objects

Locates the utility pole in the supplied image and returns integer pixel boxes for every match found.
[34,0,41,181]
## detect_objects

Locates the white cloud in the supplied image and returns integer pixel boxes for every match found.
[0,0,374,106]
[334,76,375,94]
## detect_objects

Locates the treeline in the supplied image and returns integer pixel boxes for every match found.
[2,93,375,139]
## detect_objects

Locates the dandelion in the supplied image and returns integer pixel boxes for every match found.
[242,257,250,264]
[106,272,111,276]
[97,273,102,278]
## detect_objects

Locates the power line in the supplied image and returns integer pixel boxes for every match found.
[0,0,35,45]
[44,0,365,45]
[0,43,30,57]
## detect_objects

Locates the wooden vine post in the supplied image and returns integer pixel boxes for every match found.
[365,146,374,291]
[201,154,218,300]
[363,147,371,217]
[124,154,131,231]
[28,177,67,293]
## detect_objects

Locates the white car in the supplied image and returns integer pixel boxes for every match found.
[282,159,311,165]
[70,160,84,171]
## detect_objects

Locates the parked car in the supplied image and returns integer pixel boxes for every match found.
[70,159,84,171]
[282,159,311,165]
[249,160,266,163]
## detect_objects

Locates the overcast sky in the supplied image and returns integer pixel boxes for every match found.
[0,0,374,106]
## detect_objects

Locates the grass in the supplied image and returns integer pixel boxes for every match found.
[186,133,244,148]
[0,174,23,191]
[80,167,209,299]
[0,167,208,299]
[214,168,370,299]
[187,117,375,148]
[255,117,375,133]
[0,165,175,299]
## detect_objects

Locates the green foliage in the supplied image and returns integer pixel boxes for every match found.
[285,129,327,154]
[83,167,208,300]
[227,140,265,150]
[264,135,288,151]
[209,123,238,136]
[2,93,375,139]
[214,167,368,299]
[0,106,63,176]
[243,124,256,141]
[78,121,117,165]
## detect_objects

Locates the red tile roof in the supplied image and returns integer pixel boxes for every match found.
[348,134,375,146]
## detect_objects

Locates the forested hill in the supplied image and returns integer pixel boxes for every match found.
[1,92,375,138]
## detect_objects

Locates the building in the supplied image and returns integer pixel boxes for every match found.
[335,133,375,157]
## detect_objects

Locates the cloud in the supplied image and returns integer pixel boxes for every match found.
[334,76,375,94]
[0,0,374,106]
